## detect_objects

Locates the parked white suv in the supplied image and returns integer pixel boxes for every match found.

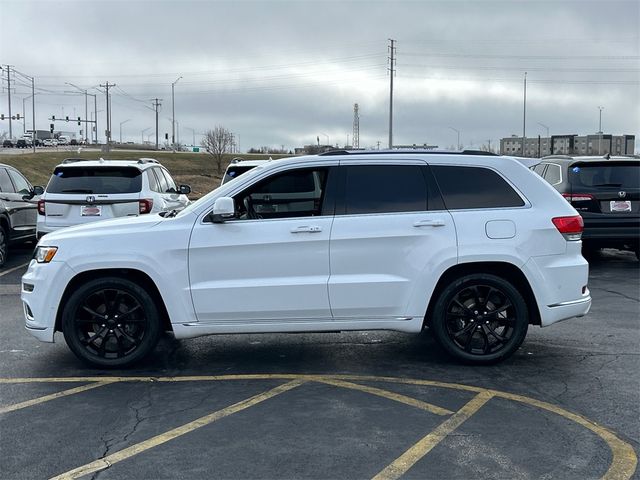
[22,151,591,367]
[36,158,191,238]
[221,158,270,185]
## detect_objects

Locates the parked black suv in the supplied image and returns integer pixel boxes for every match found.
[2,140,14,148]
[533,155,639,258]
[0,164,43,267]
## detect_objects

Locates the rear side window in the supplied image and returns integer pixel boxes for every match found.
[569,162,640,190]
[146,170,160,192]
[343,165,427,214]
[160,168,177,192]
[47,167,142,194]
[432,166,525,209]
[152,168,169,193]
[223,165,256,184]
[544,164,562,185]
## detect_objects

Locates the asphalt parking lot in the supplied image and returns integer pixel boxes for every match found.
[0,246,638,479]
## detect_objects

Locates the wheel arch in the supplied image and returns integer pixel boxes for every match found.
[54,268,173,333]
[423,261,541,328]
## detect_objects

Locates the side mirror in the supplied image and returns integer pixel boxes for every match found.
[179,184,191,195]
[210,197,235,223]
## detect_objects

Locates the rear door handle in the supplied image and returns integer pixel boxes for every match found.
[413,219,445,227]
[290,225,322,233]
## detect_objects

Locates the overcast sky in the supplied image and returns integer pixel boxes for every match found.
[1,0,639,151]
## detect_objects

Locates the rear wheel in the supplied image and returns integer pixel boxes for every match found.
[431,274,529,364]
[0,225,8,268]
[62,277,161,368]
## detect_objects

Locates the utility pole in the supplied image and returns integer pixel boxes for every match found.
[388,39,396,149]
[597,106,604,155]
[353,103,360,149]
[522,72,527,157]
[171,76,182,148]
[449,127,460,150]
[4,65,13,139]
[100,82,115,151]
[152,98,162,150]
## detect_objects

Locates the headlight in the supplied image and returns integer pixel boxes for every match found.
[34,246,58,263]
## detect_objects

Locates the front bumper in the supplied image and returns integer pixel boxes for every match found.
[21,259,76,343]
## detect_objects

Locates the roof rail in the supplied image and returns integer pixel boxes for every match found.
[319,149,499,157]
[137,158,159,164]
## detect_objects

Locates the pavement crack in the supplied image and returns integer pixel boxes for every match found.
[590,286,639,302]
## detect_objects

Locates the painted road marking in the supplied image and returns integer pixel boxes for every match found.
[317,378,453,416]
[372,390,494,480]
[49,379,306,480]
[0,381,114,414]
[0,375,635,480]
[0,261,29,278]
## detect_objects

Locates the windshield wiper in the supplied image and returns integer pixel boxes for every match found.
[60,189,94,193]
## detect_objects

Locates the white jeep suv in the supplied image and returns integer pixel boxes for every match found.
[22,151,591,367]
[36,158,191,238]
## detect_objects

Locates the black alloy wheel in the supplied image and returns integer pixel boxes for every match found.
[0,225,8,268]
[62,277,161,368]
[431,274,529,364]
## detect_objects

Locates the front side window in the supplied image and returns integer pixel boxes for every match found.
[46,167,142,194]
[7,169,31,194]
[343,165,428,215]
[234,168,328,220]
[432,166,525,209]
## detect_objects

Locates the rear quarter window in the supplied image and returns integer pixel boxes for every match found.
[47,167,142,194]
[432,166,525,209]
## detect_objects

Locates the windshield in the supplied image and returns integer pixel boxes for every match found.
[569,162,640,190]
[47,166,142,194]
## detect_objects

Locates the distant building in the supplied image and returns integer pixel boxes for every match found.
[500,134,635,157]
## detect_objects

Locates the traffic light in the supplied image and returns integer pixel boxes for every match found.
[15,113,20,120]
[165,133,168,140]
[52,115,55,120]
[78,117,81,126]
[65,116,69,121]
[0,114,4,120]
[50,123,54,133]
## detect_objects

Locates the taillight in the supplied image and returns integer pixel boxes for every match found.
[562,193,594,202]
[139,199,153,214]
[37,199,45,216]
[552,215,584,241]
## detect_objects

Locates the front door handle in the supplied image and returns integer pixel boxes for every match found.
[291,225,322,233]
[413,219,445,227]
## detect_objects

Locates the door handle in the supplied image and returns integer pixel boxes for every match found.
[290,225,322,233]
[413,219,445,227]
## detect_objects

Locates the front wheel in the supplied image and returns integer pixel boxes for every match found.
[430,274,529,364]
[0,225,8,268]
[62,277,161,368]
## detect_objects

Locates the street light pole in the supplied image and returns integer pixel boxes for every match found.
[537,122,549,157]
[171,76,182,148]
[522,71,527,157]
[119,119,131,144]
[448,127,460,150]
[598,106,604,155]
[186,127,196,148]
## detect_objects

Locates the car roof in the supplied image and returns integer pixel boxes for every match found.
[54,158,162,169]
[540,155,639,164]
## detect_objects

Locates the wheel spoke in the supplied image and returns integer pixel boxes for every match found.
[463,330,476,352]
[98,330,111,356]
[483,323,506,344]
[479,328,491,354]
[453,321,476,338]
[118,304,142,320]
[481,287,496,309]
[81,305,106,321]
[470,286,482,309]
[115,327,140,347]
[83,326,108,347]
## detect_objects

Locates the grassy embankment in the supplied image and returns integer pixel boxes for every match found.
[0,150,291,199]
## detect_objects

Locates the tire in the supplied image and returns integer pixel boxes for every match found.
[0,224,8,268]
[62,277,161,368]
[430,274,529,364]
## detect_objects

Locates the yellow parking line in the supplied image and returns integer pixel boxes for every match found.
[0,382,114,414]
[49,379,306,480]
[317,378,453,416]
[489,389,638,480]
[372,390,494,480]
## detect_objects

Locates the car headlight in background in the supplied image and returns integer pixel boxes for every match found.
[34,246,58,263]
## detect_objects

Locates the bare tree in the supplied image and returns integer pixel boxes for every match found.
[201,126,233,174]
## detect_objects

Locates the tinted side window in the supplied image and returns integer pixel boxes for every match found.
[532,164,546,176]
[343,165,427,215]
[235,168,328,220]
[146,170,160,192]
[432,166,525,209]
[0,168,15,193]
